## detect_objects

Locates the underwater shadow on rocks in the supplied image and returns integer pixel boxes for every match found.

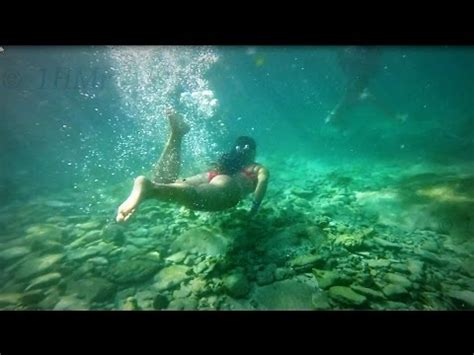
[394,173,474,242]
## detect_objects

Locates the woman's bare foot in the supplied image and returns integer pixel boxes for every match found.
[166,108,190,137]
[116,176,151,222]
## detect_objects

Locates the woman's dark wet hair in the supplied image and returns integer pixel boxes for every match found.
[213,136,257,175]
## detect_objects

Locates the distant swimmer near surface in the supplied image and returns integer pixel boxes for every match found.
[325,46,408,126]
[116,108,270,223]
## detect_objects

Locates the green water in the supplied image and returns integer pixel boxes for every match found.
[0,46,473,310]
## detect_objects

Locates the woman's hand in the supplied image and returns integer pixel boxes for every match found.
[248,199,261,218]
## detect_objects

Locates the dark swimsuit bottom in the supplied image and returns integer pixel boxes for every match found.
[207,168,258,188]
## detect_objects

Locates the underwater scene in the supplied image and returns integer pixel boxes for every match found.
[0,46,473,310]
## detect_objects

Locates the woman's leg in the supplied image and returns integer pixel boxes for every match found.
[116,175,241,222]
[152,109,190,183]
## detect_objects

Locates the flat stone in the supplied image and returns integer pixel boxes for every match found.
[128,238,152,248]
[134,290,155,310]
[87,257,109,266]
[67,277,116,303]
[167,297,198,310]
[350,284,385,300]
[170,228,231,257]
[223,272,250,298]
[25,272,62,291]
[77,220,102,230]
[25,224,64,249]
[83,229,103,241]
[421,240,439,253]
[165,251,188,264]
[385,273,412,289]
[54,295,89,310]
[0,246,31,262]
[20,290,46,306]
[416,249,445,266]
[372,237,402,250]
[312,292,331,309]
[253,279,315,310]
[0,293,21,307]
[37,288,61,309]
[40,240,64,253]
[407,260,424,280]
[153,265,191,291]
[313,270,342,290]
[380,301,411,310]
[173,284,192,299]
[328,286,367,307]
[461,260,474,278]
[107,258,161,284]
[289,254,325,271]
[447,290,474,308]
[67,245,103,261]
[189,277,207,296]
[292,188,315,199]
[382,284,409,299]
[121,297,140,310]
[367,259,391,268]
[15,254,64,281]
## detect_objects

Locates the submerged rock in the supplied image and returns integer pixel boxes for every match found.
[367,259,391,268]
[54,295,89,310]
[447,290,474,308]
[25,272,62,291]
[289,254,325,271]
[25,224,64,250]
[77,220,102,231]
[274,267,293,281]
[67,277,116,303]
[291,187,315,199]
[20,289,46,306]
[14,254,64,281]
[311,292,331,310]
[165,251,188,264]
[121,297,140,310]
[385,273,412,289]
[407,260,424,280]
[313,269,345,290]
[153,265,191,291]
[334,228,374,251]
[67,245,104,262]
[167,297,198,310]
[253,279,315,310]
[101,224,125,245]
[170,228,232,257]
[377,301,411,310]
[382,284,409,300]
[153,294,169,310]
[223,271,250,298]
[350,284,385,300]
[189,277,208,296]
[107,259,161,285]
[371,237,402,250]
[256,264,276,286]
[0,246,31,263]
[415,249,445,266]
[328,286,367,307]
[0,293,21,308]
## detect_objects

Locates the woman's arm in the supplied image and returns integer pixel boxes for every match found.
[250,165,270,216]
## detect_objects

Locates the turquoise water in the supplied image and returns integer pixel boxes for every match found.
[0,46,473,310]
